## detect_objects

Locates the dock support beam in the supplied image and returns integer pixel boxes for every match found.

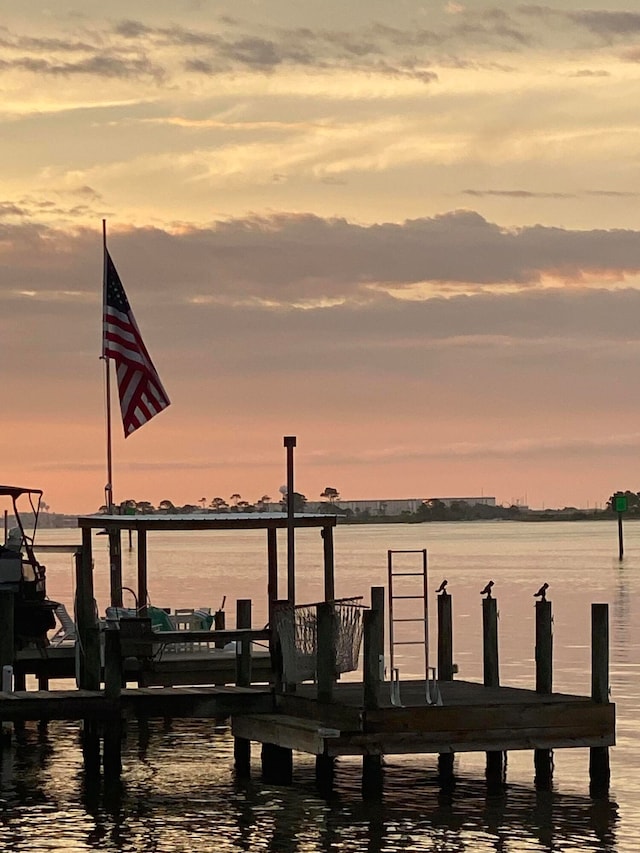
[534,598,553,789]
[362,587,385,797]
[103,628,123,780]
[261,743,293,785]
[234,599,252,777]
[321,526,335,603]
[317,602,336,704]
[437,590,455,786]
[483,595,505,790]
[589,603,610,797]
[0,590,14,745]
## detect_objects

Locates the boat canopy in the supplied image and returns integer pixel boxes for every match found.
[0,486,43,500]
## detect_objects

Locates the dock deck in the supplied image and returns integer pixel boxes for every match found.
[233,679,615,757]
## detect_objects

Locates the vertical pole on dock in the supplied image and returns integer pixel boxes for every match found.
[137,529,148,617]
[363,588,384,711]
[437,590,455,785]
[317,602,336,704]
[108,527,123,608]
[103,627,123,780]
[267,527,278,631]
[482,594,505,790]
[234,599,252,776]
[590,603,610,796]
[321,526,335,603]
[315,600,339,791]
[483,597,499,689]
[284,435,296,606]
[534,598,553,789]
[214,606,226,650]
[76,538,102,775]
[76,538,101,691]
[0,591,14,746]
[362,587,385,798]
[0,590,15,679]
[437,591,454,681]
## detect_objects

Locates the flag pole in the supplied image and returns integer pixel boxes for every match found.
[102,218,114,512]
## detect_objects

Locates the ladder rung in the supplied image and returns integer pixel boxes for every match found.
[392,617,427,623]
[390,572,424,577]
[391,640,427,646]
[391,595,424,600]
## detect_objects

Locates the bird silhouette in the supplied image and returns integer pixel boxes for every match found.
[480,580,494,598]
[436,579,448,594]
[534,582,549,600]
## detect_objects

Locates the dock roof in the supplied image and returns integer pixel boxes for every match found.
[77,512,337,532]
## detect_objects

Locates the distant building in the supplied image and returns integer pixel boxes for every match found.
[329,498,423,516]
[430,496,496,508]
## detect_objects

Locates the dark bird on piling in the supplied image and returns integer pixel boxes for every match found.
[436,579,448,594]
[480,580,494,598]
[534,582,549,600]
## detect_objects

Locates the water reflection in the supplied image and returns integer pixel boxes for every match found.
[14,522,640,850]
[0,720,622,852]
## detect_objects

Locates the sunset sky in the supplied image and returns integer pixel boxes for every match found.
[2,1,640,513]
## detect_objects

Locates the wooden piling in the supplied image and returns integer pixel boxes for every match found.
[234,599,252,776]
[482,595,505,789]
[316,602,336,705]
[437,590,455,786]
[437,592,454,681]
[534,598,553,789]
[213,607,226,650]
[315,753,335,791]
[261,742,293,785]
[0,591,15,680]
[363,602,384,711]
[482,597,499,688]
[103,621,124,779]
[0,592,14,746]
[590,603,610,796]
[76,538,101,691]
[267,527,278,632]
[361,586,385,797]
[321,527,335,603]
[108,528,123,608]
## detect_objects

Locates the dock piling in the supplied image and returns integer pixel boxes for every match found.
[590,603,610,796]
[261,742,293,785]
[234,599,253,776]
[437,589,455,785]
[534,597,553,789]
[363,588,384,711]
[482,594,505,790]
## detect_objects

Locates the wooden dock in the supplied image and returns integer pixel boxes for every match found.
[234,680,615,757]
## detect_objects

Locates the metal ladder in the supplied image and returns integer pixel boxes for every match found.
[387,548,439,705]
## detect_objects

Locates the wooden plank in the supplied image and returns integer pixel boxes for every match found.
[325,727,615,757]
[232,714,340,755]
[275,692,364,730]
[0,686,274,721]
[364,700,615,734]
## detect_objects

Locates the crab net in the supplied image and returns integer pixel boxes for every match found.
[273,597,366,684]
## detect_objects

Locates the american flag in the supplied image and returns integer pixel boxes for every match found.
[102,250,170,436]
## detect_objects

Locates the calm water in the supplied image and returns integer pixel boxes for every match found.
[4,520,638,852]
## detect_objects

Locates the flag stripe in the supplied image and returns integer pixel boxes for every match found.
[102,249,170,437]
